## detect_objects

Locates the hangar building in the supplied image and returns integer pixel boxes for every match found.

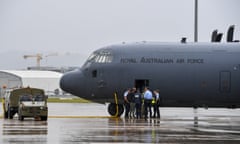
[0,70,63,96]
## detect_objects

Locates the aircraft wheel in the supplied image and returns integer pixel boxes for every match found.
[118,104,124,116]
[108,103,124,117]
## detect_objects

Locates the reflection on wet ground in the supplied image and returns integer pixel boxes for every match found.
[1,103,240,143]
[3,120,47,135]
[2,120,48,144]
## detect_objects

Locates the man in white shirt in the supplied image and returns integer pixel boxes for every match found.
[143,87,153,119]
[123,88,130,118]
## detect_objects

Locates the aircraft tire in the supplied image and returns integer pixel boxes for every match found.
[118,104,124,116]
[108,103,124,117]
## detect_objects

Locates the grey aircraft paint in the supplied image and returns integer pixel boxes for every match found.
[60,42,240,116]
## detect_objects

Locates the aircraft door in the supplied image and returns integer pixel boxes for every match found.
[135,79,149,93]
[219,71,231,93]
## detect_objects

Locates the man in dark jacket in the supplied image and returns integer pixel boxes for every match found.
[128,88,136,118]
[134,89,142,119]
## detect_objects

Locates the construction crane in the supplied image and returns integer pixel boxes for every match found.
[45,53,58,58]
[23,53,58,67]
[44,53,58,64]
[23,53,43,67]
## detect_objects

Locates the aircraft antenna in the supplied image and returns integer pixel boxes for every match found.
[226,25,240,42]
[211,30,218,42]
[181,37,187,43]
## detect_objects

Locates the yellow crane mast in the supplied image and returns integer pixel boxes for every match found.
[23,53,43,67]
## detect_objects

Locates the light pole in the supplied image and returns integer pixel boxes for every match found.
[194,0,198,42]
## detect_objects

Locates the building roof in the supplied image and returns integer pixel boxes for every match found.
[0,70,63,78]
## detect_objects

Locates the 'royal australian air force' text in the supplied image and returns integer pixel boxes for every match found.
[120,57,204,64]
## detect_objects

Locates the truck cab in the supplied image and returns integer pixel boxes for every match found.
[3,87,48,121]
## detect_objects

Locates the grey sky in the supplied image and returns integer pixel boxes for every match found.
[0,0,240,69]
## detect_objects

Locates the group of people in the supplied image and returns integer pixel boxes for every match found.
[123,87,160,119]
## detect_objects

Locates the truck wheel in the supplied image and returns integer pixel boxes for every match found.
[18,114,24,121]
[4,111,8,119]
[8,106,13,119]
[20,116,24,121]
[41,116,48,121]
[8,111,13,119]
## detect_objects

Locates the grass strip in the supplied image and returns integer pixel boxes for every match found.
[47,97,91,103]
[0,97,91,103]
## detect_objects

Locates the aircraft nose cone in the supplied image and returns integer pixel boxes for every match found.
[60,70,83,95]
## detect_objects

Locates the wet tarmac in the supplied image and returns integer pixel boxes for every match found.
[1,102,240,143]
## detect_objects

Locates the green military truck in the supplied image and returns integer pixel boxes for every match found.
[2,87,48,121]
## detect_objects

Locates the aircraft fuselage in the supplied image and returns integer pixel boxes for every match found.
[60,42,240,109]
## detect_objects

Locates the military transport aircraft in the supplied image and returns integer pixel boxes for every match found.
[60,27,240,117]
[60,42,240,116]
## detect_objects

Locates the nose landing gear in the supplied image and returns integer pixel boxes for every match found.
[107,93,124,117]
[108,103,124,117]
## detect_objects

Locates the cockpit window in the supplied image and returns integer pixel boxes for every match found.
[84,50,113,65]
[87,53,97,62]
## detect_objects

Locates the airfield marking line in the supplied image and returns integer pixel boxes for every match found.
[0,115,115,119]
[49,115,115,118]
